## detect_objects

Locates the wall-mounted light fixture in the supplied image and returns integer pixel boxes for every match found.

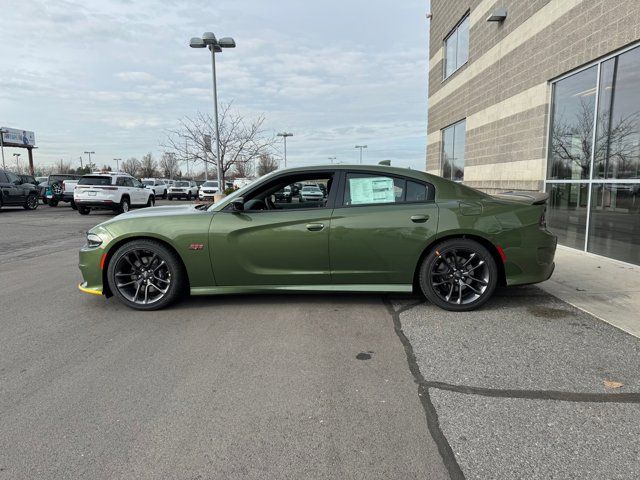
[487,7,507,22]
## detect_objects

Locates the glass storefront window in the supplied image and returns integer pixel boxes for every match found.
[594,47,640,180]
[588,183,640,265]
[548,66,598,180]
[547,44,640,265]
[547,183,589,250]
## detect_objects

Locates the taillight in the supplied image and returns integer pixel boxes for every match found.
[539,208,547,229]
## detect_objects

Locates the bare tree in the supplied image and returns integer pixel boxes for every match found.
[161,102,277,184]
[232,158,254,178]
[257,154,279,176]
[139,152,158,178]
[121,157,141,177]
[159,152,180,179]
[55,159,73,174]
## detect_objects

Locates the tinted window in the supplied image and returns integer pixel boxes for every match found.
[343,173,405,206]
[0,171,7,183]
[123,177,134,187]
[6,172,19,183]
[406,181,429,202]
[80,176,112,186]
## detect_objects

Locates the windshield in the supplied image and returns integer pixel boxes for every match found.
[203,181,218,187]
[78,176,112,186]
[174,181,189,187]
[207,172,277,211]
[142,180,154,186]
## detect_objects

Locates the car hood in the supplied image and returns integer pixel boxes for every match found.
[99,205,209,226]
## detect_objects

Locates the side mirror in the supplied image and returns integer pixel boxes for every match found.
[231,197,244,211]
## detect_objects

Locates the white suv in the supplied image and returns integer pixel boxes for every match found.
[74,173,155,215]
[141,178,168,199]
[198,180,220,200]
[168,180,199,200]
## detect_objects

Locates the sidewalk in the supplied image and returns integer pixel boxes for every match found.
[539,246,640,338]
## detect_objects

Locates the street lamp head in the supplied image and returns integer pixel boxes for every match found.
[218,37,236,48]
[189,37,206,48]
[201,32,217,45]
[277,132,293,137]
[210,44,222,53]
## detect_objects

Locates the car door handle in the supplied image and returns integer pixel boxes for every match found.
[410,215,429,223]
[306,223,325,231]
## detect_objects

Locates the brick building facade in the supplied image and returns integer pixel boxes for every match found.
[426,0,640,265]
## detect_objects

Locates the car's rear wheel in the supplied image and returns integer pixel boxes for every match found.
[107,240,185,310]
[162,191,167,199]
[187,192,191,200]
[71,200,77,210]
[146,195,155,207]
[119,197,130,214]
[24,193,38,210]
[419,239,498,312]
[48,198,58,207]
[78,206,91,215]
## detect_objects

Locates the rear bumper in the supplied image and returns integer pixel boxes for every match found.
[75,200,117,209]
[503,230,557,286]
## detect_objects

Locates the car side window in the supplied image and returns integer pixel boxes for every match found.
[343,173,405,206]
[6,171,19,184]
[116,177,126,186]
[123,178,134,187]
[0,171,7,183]
[406,180,431,202]
[241,173,334,212]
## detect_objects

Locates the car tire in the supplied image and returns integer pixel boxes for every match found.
[419,238,498,312]
[118,197,130,214]
[107,239,187,311]
[42,197,48,205]
[162,191,167,200]
[23,193,39,210]
[168,196,172,201]
[78,206,91,215]
[187,193,192,200]
[71,200,77,210]
[48,198,59,207]
[146,196,155,208]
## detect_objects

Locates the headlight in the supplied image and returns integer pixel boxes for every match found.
[87,232,103,248]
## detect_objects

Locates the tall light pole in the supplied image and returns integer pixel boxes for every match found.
[355,145,368,164]
[0,128,6,170]
[113,158,122,171]
[13,153,21,170]
[190,32,236,186]
[84,151,95,171]
[277,132,293,168]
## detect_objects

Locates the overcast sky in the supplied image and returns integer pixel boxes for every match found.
[0,0,430,172]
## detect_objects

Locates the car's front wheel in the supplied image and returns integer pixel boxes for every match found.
[107,239,186,310]
[419,238,498,311]
[78,206,91,215]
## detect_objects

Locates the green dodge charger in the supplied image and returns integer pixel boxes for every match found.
[78,165,556,311]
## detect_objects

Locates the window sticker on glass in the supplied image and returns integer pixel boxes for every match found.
[349,177,396,204]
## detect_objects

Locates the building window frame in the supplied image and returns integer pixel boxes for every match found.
[443,13,470,81]
[440,119,466,182]
[544,41,640,266]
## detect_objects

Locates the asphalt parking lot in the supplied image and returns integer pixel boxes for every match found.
[1,202,639,479]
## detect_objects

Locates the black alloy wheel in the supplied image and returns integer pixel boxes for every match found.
[78,206,91,215]
[420,238,498,311]
[24,193,39,210]
[107,240,185,310]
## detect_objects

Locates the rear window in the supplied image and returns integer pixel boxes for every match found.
[78,176,112,186]
[50,175,78,182]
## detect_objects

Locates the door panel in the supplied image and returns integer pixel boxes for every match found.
[329,203,439,284]
[210,210,332,286]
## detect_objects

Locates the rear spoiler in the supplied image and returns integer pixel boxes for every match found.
[492,191,549,205]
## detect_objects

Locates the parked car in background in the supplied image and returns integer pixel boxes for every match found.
[300,185,324,202]
[274,185,292,202]
[141,178,167,199]
[77,165,557,311]
[74,172,155,215]
[0,170,39,210]
[198,180,219,200]
[43,174,81,207]
[35,176,47,185]
[168,180,199,200]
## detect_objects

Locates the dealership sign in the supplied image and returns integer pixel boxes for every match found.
[0,127,36,147]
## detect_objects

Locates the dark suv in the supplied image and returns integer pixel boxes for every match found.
[0,170,39,210]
